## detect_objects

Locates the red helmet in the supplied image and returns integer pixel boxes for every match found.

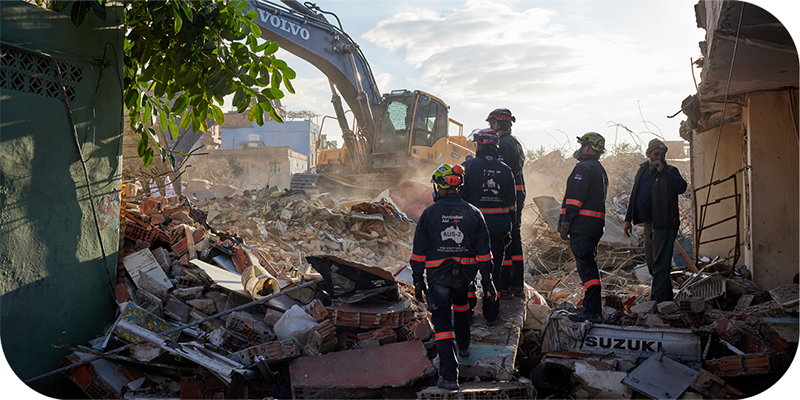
[486,108,516,123]
[473,128,500,147]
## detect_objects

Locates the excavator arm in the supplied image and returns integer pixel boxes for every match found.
[246,0,383,166]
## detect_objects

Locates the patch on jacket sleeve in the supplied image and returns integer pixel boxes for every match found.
[574,174,583,180]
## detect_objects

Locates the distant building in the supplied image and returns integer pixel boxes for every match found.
[216,112,319,170]
[663,140,690,159]
[204,146,307,190]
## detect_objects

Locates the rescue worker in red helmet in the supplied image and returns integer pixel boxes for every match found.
[410,163,492,390]
[558,132,608,323]
[459,129,515,326]
[486,108,527,298]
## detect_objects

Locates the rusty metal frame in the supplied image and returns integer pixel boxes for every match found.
[693,174,741,267]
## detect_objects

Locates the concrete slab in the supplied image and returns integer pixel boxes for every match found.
[459,294,526,380]
[289,340,432,399]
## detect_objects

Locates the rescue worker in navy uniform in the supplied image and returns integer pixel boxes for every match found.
[410,163,492,390]
[558,132,609,323]
[459,129,515,326]
[486,108,527,298]
[624,139,688,303]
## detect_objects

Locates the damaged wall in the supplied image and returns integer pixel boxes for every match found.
[0,1,124,395]
[186,147,308,191]
[743,89,799,290]
[690,123,745,261]
[683,0,798,290]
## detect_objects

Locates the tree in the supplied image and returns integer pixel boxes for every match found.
[43,0,296,168]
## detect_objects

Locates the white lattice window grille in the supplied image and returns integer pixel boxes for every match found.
[0,45,83,102]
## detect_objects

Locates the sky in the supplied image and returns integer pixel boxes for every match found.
[265,0,797,157]
[3,0,799,399]
[270,0,700,155]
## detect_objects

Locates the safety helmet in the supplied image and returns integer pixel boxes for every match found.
[486,108,516,123]
[577,132,606,152]
[473,128,500,147]
[431,163,464,189]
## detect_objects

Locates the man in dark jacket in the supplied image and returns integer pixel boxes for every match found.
[486,108,526,298]
[624,139,688,303]
[411,163,492,390]
[558,132,608,323]
[460,129,515,325]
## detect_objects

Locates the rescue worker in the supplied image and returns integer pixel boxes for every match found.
[624,139,688,303]
[411,163,492,390]
[487,108,526,298]
[558,132,608,323]
[460,129,515,326]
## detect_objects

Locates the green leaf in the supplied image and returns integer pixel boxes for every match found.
[161,148,167,163]
[179,111,192,131]
[143,148,154,168]
[271,70,282,88]
[168,153,176,168]
[273,59,287,69]
[267,104,284,123]
[282,66,296,80]
[169,117,179,140]
[264,41,279,55]
[249,20,261,36]
[282,76,295,94]
[124,89,139,109]
[174,7,183,34]
[143,102,152,124]
[158,109,169,134]
[212,104,224,123]
[248,103,260,122]
[171,96,189,114]
[70,2,89,27]
[261,88,284,100]
[137,135,147,157]
[232,87,245,107]
[235,1,248,11]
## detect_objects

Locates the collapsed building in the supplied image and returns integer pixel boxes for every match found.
[1,1,797,399]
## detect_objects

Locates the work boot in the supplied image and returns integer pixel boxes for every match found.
[498,289,512,300]
[568,312,602,323]
[437,376,459,390]
[510,286,525,298]
[486,316,498,327]
[458,346,470,358]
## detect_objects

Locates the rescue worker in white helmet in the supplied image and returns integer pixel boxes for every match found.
[486,108,527,298]
[558,132,609,323]
[410,163,492,390]
[459,129,516,326]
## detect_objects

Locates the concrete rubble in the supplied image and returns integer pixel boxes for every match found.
[53,151,796,399]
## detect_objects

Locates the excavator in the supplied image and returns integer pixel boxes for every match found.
[246,0,475,193]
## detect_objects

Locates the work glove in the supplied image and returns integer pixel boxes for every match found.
[559,222,571,241]
[414,281,427,303]
[482,280,498,304]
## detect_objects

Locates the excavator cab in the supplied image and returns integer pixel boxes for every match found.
[371,90,457,170]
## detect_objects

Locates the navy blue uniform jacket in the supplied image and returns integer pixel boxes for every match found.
[460,154,516,234]
[410,194,492,286]
[558,158,608,239]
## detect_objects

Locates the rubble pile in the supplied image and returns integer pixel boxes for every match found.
[57,188,450,399]
[52,147,796,399]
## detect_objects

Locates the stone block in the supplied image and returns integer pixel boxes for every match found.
[631,300,657,315]
[657,301,679,314]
